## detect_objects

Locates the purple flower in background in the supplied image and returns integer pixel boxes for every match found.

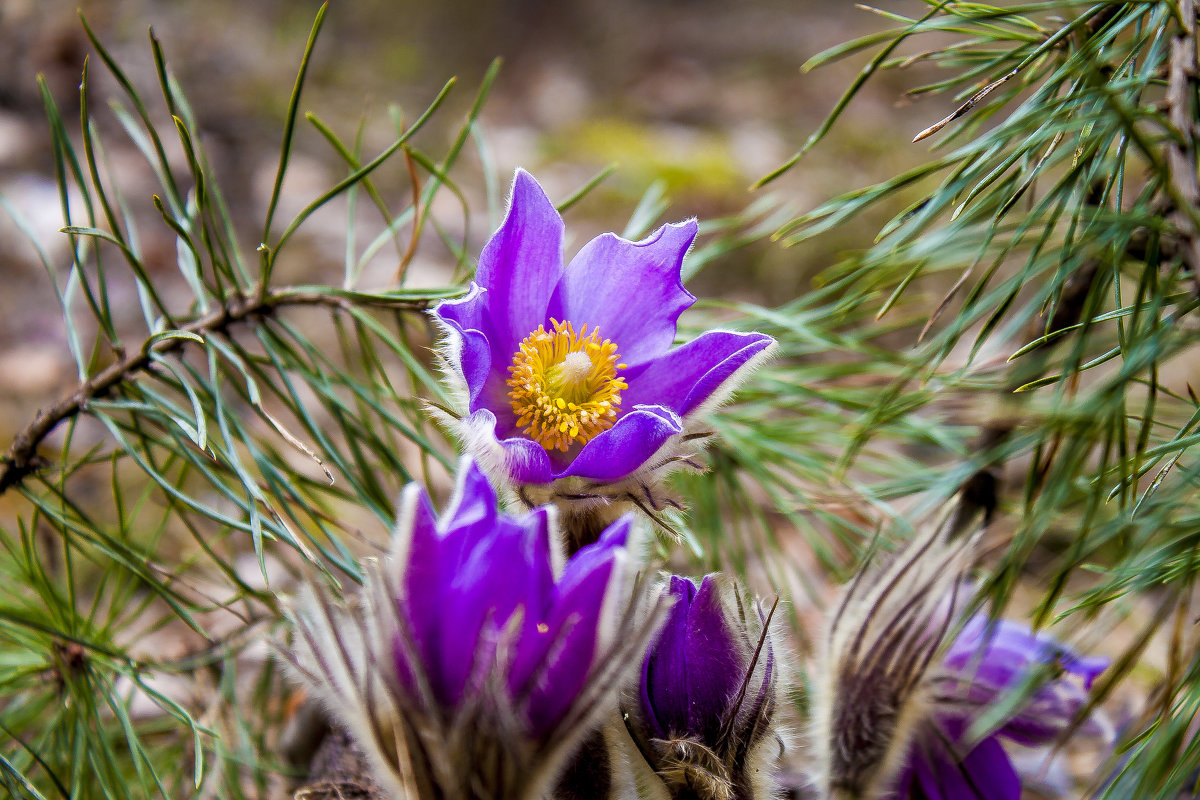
[810,514,1109,800]
[285,458,663,800]
[431,170,774,531]
[889,616,1110,800]
[624,574,781,800]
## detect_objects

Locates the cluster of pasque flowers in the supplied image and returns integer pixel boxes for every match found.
[285,457,782,800]
[284,171,1110,800]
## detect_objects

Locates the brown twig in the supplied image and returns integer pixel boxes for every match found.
[0,286,432,495]
[1083,4,1122,39]
[1164,0,1200,286]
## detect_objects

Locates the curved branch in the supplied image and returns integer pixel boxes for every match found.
[0,286,433,495]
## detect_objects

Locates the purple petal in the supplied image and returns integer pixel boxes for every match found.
[439,514,553,705]
[1063,653,1108,689]
[557,514,633,592]
[505,508,559,694]
[622,330,774,417]
[914,746,972,800]
[548,221,698,366]
[519,516,631,735]
[457,408,555,485]
[440,459,500,535]
[947,618,1054,690]
[637,661,665,739]
[642,576,699,738]
[943,616,1108,747]
[557,405,683,481]
[959,735,1021,800]
[908,750,944,800]
[685,575,743,742]
[912,733,1019,800]
[432,283,492,407]
[394,487,441,694]
[476,169,565,359]
[947,617,1106,695]
[997,680,1094,746]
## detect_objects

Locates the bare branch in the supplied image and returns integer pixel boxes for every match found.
[0,286,433,495]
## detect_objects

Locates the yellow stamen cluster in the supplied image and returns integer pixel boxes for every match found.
[507,319,628,452]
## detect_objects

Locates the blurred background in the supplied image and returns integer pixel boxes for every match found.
[0,0,946,447]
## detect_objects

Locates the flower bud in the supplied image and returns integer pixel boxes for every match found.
[809,512,1109,800]
[623,574,783,800]
[809,512,979,800]
[283,458,666,800]
[887,615,1110,800]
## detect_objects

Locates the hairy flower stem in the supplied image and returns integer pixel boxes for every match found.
[0,286,432,494]
[559,504,620,555]
[293,724,388,800]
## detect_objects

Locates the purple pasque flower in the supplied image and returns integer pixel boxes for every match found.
[394,459,631,735]
[284,458,663,800]
[624,574,781,800]
[889,616,1110,800]
[431,170,774,525]
[809,511,1109,800]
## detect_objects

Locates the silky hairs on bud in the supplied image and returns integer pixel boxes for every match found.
[623,574,786,800]
[282,459,668,800]
[809,508,980,800]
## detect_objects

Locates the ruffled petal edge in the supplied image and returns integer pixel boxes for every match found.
[430,283,492,410]
[622,329,775,418]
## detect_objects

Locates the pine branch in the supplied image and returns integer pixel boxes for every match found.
[0,286,433,495]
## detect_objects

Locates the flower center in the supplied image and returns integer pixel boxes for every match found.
[507,319,628,452]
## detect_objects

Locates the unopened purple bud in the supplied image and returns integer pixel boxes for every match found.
[625,574,782,800]
[641,576,745,743]
[285,458,666,800]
